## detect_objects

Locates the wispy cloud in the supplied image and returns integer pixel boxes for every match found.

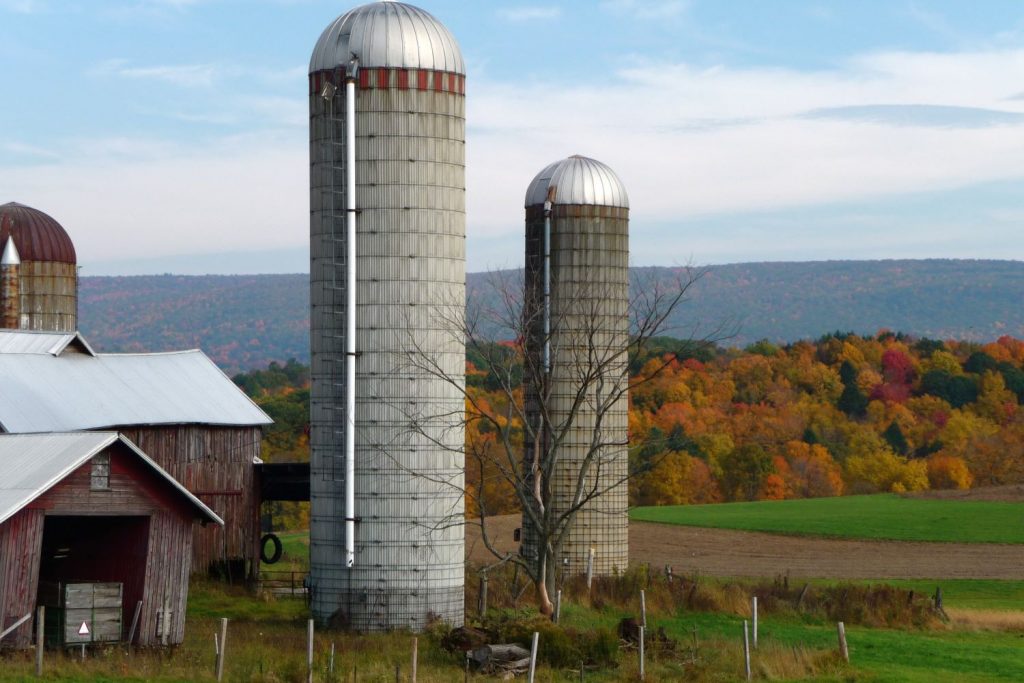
[497,6,561,22]
[0,0,44,13]
[600,0,689,20]
[91,59,220,87]
[1,141,61,160]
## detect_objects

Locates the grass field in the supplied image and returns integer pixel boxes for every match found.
[630,494,1024,544]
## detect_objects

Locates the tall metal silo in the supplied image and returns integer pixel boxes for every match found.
[0,202,77,332]
[520,156,630,579]
[308,1,466,631]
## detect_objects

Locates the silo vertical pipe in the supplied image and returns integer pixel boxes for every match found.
[344,61,358,569]
[543,197,552,374]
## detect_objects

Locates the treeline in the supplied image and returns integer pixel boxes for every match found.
[235,333,1024,518]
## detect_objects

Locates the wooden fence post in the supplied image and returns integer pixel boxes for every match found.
[216,618,228,682]
[837,621,849,662]
[585,548,595,592]
[479,576,488,618]
[528,631,540,683]
[554,589,562,624]
[743,620,751,681]
[639,625,646,681]
[35,606,44,677]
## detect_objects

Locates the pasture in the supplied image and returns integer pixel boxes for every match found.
[630,494,1024,544]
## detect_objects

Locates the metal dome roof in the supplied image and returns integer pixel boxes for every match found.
[310,1,464,75]
[525,156,629,208]
[0,203,76,264]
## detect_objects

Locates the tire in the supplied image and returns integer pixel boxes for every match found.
[261,533,283,564]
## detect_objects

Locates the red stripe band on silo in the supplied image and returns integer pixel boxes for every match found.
[311,69,465,95]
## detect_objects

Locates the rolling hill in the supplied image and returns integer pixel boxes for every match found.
[78,259,1024,372]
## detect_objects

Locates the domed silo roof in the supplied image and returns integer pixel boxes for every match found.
[525,155,629,208]
[310,1,465,75]
[0,202,76,264]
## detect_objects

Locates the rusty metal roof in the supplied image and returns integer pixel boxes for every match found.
[310,1,464,75]
[0,338,271,432]
[0,432,222,526]
[0,202,76,264]
[525,155,630,209]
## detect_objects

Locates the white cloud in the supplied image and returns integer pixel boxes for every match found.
[497,6,561,22]
[0,0,43,12]
[464,47,1024,257]
[91,59,221,88]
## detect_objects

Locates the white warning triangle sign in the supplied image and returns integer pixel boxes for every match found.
[78,621,90,636]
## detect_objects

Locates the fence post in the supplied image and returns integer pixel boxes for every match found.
[35,606,44,677]
[837,621,849,662]
[479,576,488,618]
[216,618,228,682]
[640,590,647,629]
[743,620,751,681]
[528,631,540,683]
[330,642,335,675]
[307,619,315,683]
[585,548,595,592]
[411,637,418,683]
[638,625,646,681]
[752,596,758,649]
[554,589,562,624]
[665,565,673,583]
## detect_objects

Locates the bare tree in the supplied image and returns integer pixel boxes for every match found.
[402,265,724,615]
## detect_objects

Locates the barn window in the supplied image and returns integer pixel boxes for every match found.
[91,453,110,490]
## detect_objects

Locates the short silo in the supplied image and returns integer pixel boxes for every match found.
[0,202,77,332]
[308,1,466,631]
[520,155,630,579]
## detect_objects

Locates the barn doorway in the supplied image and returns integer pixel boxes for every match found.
[37,516,150,639]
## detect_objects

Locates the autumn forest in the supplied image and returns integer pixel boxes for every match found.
[238,331,1024,523]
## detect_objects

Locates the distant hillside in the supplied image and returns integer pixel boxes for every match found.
[79,260,1024,372]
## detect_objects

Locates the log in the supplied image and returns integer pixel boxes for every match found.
[471,643,532,674]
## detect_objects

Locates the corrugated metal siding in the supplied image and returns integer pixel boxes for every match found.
[309,61,465,630]
[521,197,631,577]
[0,330,79,355]
[0,351,271,433]
[0,508,43,648]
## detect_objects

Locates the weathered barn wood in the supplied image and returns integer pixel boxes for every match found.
[120,425,262,578]
[0,433,220,649]
[0,508,44,648]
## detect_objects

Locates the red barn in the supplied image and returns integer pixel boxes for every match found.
[0,330,272,578]
[0,432,221,648]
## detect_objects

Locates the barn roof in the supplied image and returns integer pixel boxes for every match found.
[0,330,95,356]
[0,332,271,432]
[0,432,223,526]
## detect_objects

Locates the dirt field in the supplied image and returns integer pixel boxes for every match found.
[905,484,1024,503]
[467,515,1024,580]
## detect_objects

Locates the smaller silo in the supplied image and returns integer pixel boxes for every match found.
[520,155,631,578]
[0,202,78,332]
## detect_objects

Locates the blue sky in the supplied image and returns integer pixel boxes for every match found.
[1,0,1023,275]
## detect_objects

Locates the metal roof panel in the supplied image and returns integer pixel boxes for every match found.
[0,432,222,526]
[0,349,271,433]
[310,2,464,75]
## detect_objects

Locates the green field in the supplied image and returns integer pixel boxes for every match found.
[631,494,1024,544]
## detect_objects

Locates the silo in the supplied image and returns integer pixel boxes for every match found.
[0,202,77,332]
[308,1,466,631]
[521,156,630,578]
